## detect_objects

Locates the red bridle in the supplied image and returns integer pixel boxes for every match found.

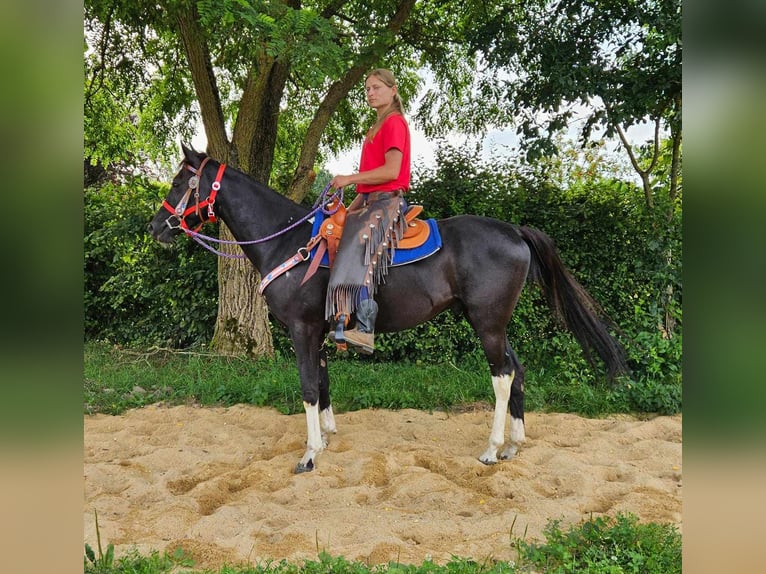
[162,157,227,232]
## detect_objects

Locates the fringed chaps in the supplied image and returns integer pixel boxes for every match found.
[325,193,407,321]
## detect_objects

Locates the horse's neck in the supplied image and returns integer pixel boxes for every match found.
[215,171,311,271]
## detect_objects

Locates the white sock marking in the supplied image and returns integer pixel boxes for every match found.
[320,405,337,434]
[479,372,514,464]
[501,415,526,460]
[299,401,324,467]
[510,416,526,444]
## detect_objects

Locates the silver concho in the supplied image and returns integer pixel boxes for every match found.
[188,175,199,189]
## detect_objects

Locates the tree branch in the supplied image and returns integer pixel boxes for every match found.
[668,97,682,219]
[614,119,654,209]
[175,5,229,160]
[320,0,350,19]
[84,7,115,109]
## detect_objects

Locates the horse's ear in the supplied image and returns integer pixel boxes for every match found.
[180,143,207,168]
[181,143,197,163]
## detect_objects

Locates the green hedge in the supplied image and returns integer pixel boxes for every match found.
[84,178,218,347]
[84,149,681,413]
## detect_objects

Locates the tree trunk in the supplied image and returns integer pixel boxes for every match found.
[209,58,291,358]
[176,5,276,358]
[175,7,229,160]
[210,230,274,357]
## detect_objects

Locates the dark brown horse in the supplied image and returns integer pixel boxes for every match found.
[148,146,627,473]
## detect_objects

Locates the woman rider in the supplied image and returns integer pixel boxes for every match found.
[327,69,411,353]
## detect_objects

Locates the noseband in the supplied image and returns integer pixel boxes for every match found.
[162,157,227,232]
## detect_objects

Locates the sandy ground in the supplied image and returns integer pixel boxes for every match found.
[84,404,682,569]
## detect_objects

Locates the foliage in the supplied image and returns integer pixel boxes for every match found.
[83,0,486,184]
[388,144,681,412]
[86,508,192,573]
[462,0,682,214]
[84,4,196,170]
[467,0,682,160]
[516,513,681,574]
[84,178,218,348]
[84,511,115,574]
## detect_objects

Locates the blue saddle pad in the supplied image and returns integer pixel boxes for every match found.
[310,211,442,267]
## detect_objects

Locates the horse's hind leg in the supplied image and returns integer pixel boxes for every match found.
[476,332,526,464]
[501,343,525,460]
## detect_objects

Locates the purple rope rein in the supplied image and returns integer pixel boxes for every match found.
[183,182,343,259]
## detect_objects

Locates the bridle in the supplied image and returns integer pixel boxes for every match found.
[159,157,344,260]
[161,157,227,232]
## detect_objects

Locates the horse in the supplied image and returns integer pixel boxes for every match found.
[147,145,628,473]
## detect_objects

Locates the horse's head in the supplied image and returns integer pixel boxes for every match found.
[147,144,220,245]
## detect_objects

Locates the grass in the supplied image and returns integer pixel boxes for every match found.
[517,513,681,573]
[84,341,652,417]
[84,341,495,416]
[84,514,681,573]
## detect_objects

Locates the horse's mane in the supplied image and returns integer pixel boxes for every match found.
[184,146,311,218]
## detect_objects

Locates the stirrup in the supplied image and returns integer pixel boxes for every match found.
[327,314,348,351]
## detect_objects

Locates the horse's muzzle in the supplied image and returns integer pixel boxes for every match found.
[147,220,175,245]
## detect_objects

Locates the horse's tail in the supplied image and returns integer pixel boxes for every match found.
[518,226,629,380]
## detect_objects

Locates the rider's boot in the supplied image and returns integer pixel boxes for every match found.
[343,298,378,354]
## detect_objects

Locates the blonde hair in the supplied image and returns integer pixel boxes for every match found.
[366,68,405,140]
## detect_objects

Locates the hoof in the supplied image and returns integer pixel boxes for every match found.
[500,446,519,460]
[479,457,497,466]
[294,459,314,474]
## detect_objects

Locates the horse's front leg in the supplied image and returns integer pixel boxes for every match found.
[318,347,337,442]
[292,324,327,474]
[296,400,323,473]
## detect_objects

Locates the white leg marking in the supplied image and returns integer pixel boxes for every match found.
[510,416,526,443]
[320,405,337,446]
[501,416,526,460]
[299,401,324,469]
[320,405,337,434]
[479,372,514,464]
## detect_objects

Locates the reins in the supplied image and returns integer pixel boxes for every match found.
[164,160,343,259]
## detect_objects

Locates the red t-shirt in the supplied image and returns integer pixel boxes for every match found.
[356,113,411,194]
